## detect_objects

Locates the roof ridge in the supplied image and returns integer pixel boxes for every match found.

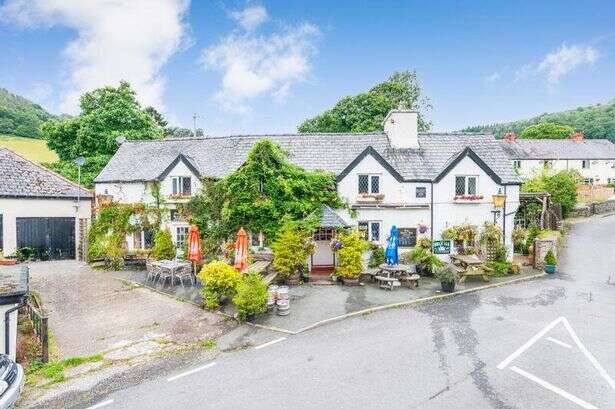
[126,132,388,143]
[1,147,93,195]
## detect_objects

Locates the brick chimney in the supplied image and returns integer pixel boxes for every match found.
[504,132,518,143]
[569,130,584,142]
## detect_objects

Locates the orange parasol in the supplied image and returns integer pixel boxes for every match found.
[233,227,248,272]
[187,225,202,270]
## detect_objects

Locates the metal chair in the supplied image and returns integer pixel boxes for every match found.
[175,264,195,288]
[145,259,160,283]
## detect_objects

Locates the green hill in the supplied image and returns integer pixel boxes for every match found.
[0,87,55,138]
[462,100,615,140]
[0,134,58,163]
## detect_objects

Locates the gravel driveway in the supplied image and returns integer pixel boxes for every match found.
[18,261,232,358]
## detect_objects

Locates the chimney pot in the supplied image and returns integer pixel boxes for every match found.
[569,131,584,142]
[504,132,518,143]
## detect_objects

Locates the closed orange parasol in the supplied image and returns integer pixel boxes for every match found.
[234,227,248,272]
[187,225,202,272]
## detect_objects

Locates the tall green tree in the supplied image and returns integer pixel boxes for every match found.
[520,123,575,139]
[298,70,431,133]
[42,81,163,186]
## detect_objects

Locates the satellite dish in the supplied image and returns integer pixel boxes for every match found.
[115,135,127,145]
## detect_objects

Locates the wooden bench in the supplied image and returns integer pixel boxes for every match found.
[459,266,490,283]
[375,276,401,290]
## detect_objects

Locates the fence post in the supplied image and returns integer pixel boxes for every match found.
[41,316,49,363]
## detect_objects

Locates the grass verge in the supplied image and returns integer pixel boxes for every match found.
[27,354,104,385]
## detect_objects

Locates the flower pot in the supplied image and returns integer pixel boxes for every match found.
[342,277,360,286]
[286,274,300,285]
[0,259,17,266]
[544,264,556,274]
[245,312,256,322]
[440,281,455,293]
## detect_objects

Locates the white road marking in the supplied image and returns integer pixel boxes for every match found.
[546,336,572,349]
[497,317,564,369]
[561,317,615,391]
[510,366,599,409]
[167,362,216,382]
[254,337,287,350]
[86,399,114,409]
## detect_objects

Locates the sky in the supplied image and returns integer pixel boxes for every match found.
[1,0,615,136]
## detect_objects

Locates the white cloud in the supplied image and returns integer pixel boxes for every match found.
[483,72,500,84]
[230,5,268,31]
[537,43,599,84]
[200,9,319,113]
[0,0,190,114]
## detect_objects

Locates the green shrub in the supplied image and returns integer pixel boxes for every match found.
[522,170,581,218]
[486,261,510,277]
[494,245,508,262]
[233,273,268,321]
[509,262,521,275]
[335,230,368,279]
[512,227,528,253]
[271,221,311,279]
[544,249,557,265]
[435,265,457,283]
[151,229,175,260]
[368,246,385,268]
[197,260,241,309]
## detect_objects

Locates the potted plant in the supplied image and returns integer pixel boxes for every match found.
[335,230,368,285]
[435,265,457,292]
[543,249,557,274]
[233,272,268,322]
[409,247,443,276]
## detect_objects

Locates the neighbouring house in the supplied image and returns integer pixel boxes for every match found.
[94,109,521,274]
[0,267,28,361]
[500,131,615,185]
[0,148,92,260]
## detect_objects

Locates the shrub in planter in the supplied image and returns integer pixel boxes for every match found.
[233,273,268,321]
[543,249,557,274]
[368,246,385,268]
[271,222,310,281]
[410,247,443,275]
[335,230,368,283]
[197,260,241,309]
[435,265,457,292]
[151,229,175,261]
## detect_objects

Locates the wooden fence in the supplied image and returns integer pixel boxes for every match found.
[23,294,48,363]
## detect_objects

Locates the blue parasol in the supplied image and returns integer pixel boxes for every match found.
[385,225,399,265]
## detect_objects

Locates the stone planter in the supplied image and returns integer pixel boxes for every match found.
[286,274,301,285]
[0,259,17,266]
[440,281,455,293]
[342,277,360,286]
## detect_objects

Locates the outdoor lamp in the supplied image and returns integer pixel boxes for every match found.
[492,188,506,208]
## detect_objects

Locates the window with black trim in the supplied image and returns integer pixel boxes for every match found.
[359,221,381,242]
[415,187,426,198]
[176,226,189,248]
[455,176,478,195]
[358,174,380,194]
[172,176,191,196]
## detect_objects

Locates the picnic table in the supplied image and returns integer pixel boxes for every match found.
[449,254,490,283]
[373,264,419,290]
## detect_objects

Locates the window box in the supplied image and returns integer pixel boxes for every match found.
[454,194,484,202]
[167,193,192,200]
[356,193,385,203]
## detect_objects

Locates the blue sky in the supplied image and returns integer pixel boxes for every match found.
[1,0,615,136]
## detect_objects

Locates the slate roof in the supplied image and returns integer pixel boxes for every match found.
[95,132,521,185]
[0,268,28,301]
[319,205,349,227]
[500,139,615,160]
[0,148,93,199]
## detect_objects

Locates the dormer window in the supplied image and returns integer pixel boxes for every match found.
[172,176,191,196]
[358,174,380,194]
[455,175,478,196]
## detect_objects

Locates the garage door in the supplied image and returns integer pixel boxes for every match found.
[16,217,75,260]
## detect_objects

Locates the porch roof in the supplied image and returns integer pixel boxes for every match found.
[319,205,349,228]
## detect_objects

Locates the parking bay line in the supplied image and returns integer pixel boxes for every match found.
[510,366,599,409]
[546,336,572,349]
[167,362,216,382]
[254,337,287,350]
[86,399,114,409]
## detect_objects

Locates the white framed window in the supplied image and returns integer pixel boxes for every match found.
[358,174,380,194]
[171,176,192,196]
[358,221,381,242]
[513,160,521,169]
[455,175,478,196]
[581,160,590,169]
[176,226,189,248]
[415,187,427,198]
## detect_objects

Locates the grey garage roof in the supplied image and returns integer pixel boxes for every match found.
[500,139,615,160]
[0,148,92,199]
[95,132,521,185]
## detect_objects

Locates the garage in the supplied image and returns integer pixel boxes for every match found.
[0,148,92,260]
[16,217,76,260]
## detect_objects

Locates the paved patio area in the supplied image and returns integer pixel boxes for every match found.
[117,266,542,334]
[0,261,233,358]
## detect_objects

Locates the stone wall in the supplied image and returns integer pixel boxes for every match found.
[534,238,557,268]
[570,199,615,218]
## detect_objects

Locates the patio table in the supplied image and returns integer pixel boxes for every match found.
[449,254,490,283]
[377,263,414,279]
[152,260,192,286]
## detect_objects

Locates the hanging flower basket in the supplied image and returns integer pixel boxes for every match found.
[418,223,429,234]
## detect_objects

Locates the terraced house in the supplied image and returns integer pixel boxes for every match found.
[94,109,521,275]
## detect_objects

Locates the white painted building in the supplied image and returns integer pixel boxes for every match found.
[94,109,521,274]
[500,132,615,184]
[0,149,92,260]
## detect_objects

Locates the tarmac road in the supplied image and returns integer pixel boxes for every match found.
[76,216,615,409]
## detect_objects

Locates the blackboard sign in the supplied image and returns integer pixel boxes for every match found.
[398,228,417,248]
[433,240,451,254]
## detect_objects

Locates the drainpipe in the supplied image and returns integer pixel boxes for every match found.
[430,182,434,244]
[4,297,25,356]
[503,185,507,256]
